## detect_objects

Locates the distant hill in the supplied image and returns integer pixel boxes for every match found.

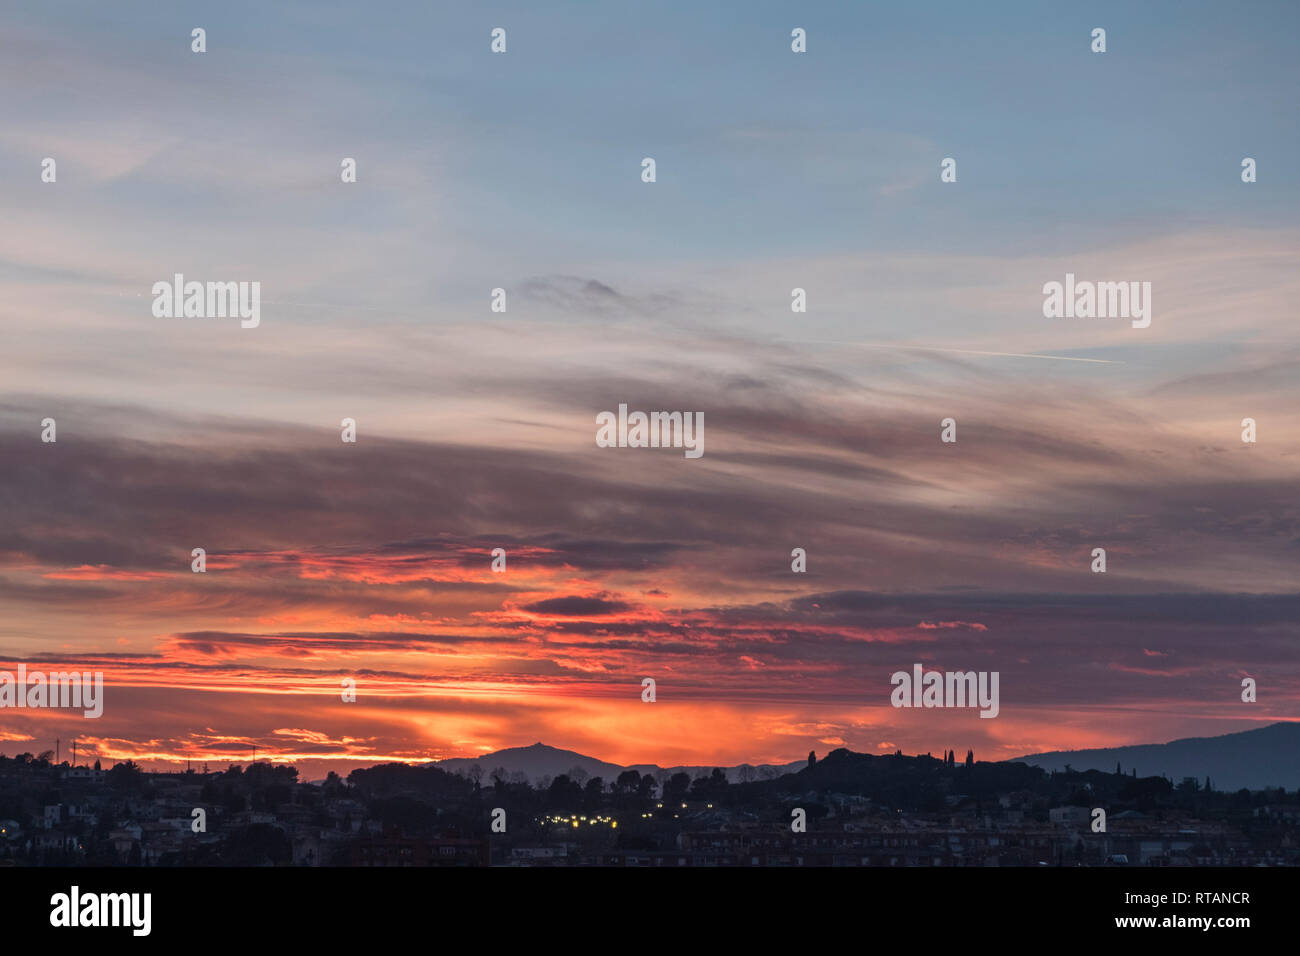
[429,723,1299,793]
[1011,722,1300,791]
[431,742,804,784]
[433,743,625,783]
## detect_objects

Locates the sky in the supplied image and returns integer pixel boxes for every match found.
[1,1,1297,779]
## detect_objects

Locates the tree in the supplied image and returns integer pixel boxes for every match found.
[107,761,144,793]
[737,764,756,784]
[467,764,483,786]
[965,749,974,768]
[808,751,816,768]
[548,774,581,807]
[682,768,727,803]
[224,823,291,866]
[664,772,691,804]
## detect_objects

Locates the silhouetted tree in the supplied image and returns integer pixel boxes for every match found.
[583,777,604,809]
[548,774,581,808]
[224,823,291,865]
[690,768,727,801]
[664,772,691,804]
[107,761,144,793]
[636,774,656,801]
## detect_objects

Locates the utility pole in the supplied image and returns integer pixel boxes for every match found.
[56,738,60,765]
[72,741,77,767]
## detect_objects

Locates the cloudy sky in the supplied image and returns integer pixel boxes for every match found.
[1,1,1297,778]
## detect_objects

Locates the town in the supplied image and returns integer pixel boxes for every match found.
[1,746,1295,867]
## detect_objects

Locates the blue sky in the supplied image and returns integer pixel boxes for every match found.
[2,1,1297,404]
[7,1,1297,272]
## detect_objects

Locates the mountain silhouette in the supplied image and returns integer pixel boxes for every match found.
[1011,721,1300,790]
[433,743,625,782]
[431,723,1299,791]
[431,742,803,784]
